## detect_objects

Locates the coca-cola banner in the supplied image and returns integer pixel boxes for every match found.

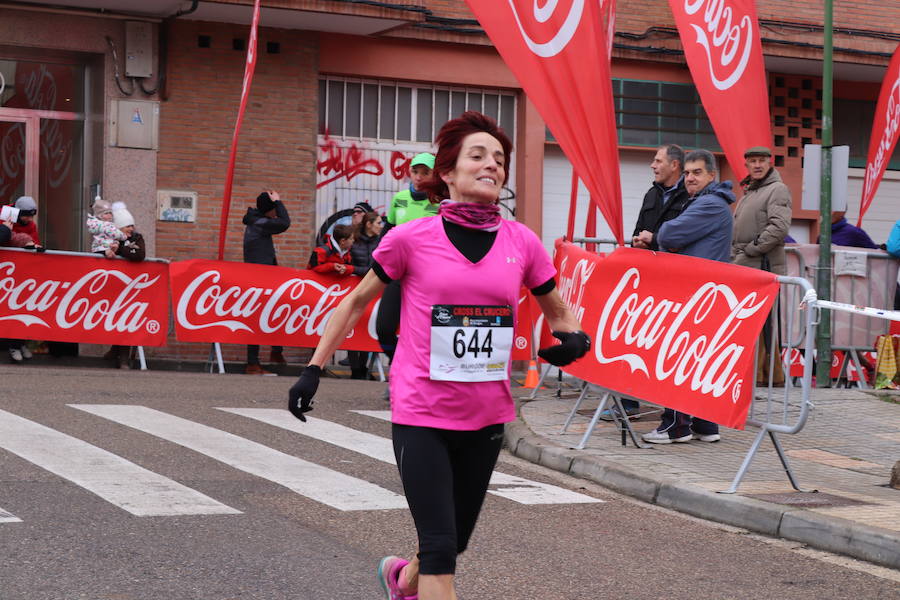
[464,0,624,244]
[554,242,779,429]
[669,0,772,181]
[169,260,381,351]
[858,43,900,226]
[0,249,169,346]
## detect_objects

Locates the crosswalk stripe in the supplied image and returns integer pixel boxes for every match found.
[352,410,391,422]
[220,408,602,505]
[0,409,240,517]
[0,507,22,523]
[71,405,407,512]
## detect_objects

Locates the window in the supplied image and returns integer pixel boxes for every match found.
[318,77,517,143]
[834,98,900,170]
[545,79,721,151]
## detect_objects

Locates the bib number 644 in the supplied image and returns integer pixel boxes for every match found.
[452,328,494,359]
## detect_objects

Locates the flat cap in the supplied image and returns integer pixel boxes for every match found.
[744,146,772,157]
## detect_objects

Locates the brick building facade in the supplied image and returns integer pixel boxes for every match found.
[1,0,897,364]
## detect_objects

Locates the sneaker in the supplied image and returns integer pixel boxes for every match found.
[382,387,391,403]
[269,351,286,365]
[245,363,277,376]
[641,429,691,444]
[692,432,721,442]
[598,406,642,422]
[338,357,351,366]
[376,556,417,600]
[9,348,23,363]
[20,346,32,360]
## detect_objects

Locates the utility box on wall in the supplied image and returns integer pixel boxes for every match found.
[110,99,159,149]
[125,21,153,78]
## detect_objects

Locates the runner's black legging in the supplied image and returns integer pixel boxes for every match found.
[392,423,504,575]
[376,280,402,360]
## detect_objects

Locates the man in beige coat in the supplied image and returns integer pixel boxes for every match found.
[732,146,792,384]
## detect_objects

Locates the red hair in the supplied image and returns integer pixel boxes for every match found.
[419,111,513,202]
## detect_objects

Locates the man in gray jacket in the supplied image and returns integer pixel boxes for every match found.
[732,146,792,385]
[635,149,735,444]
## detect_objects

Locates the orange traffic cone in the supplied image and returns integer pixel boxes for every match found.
[523,360,540,388]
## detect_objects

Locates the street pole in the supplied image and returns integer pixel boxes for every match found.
[815,0,834,387]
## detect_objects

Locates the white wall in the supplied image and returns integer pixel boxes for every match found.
[844,167,900,246]
[541,146,652,254]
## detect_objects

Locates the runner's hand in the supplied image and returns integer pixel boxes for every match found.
[288,365,320,422]
[538,331,591,366]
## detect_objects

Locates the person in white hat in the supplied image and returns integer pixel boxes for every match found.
[102,202,146,369]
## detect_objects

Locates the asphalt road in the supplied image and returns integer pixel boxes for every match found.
[1,365,898,600]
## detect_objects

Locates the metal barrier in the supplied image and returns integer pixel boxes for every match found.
[783,245,899,388]
[723,275,817,493]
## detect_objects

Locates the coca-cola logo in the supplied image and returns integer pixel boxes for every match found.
[683,0,754,91]
[0,261,159,333]
[557,255,595,323]
[594,267,768,400]
[509,0,585,58]
[175,270,355,336]
[863,75,900,199]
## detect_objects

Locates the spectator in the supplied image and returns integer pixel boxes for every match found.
[243,190,291,376]
[87,198,127,257]
[732,146,792,387]
[347,212,384,379]
[308,224,354,276]
[2,198,43,363]
[617,144,690,421]
[639,149,735,444]
[12,196,43,250]
[317,201,373,246]
[377,153,437,400]
[821,211,879,249]
[887,218,900,258]
[0,213,35,364]
[102,202,146,369]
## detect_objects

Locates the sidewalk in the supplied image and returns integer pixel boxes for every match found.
[506,384,900,570]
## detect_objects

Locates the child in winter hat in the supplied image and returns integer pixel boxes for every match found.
[87,197,126,256]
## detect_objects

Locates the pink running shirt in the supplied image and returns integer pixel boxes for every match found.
[373,216,557,431]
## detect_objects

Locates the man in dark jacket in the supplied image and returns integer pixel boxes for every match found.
[242,190,290,375]
[605,144,690,420]
[632,144,691,251]
[824,211,879,249]
[639,149,735,445]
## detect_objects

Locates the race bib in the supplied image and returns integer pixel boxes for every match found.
[429,304,513,382]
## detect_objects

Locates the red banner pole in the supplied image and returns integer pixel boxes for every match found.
[585,196,597,253]
[567,169,578,241]
[216,0,262,261]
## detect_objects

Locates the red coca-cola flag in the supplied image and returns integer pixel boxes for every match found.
[0,249,169,346]
[553,242,779,429]
[217,0,261,261]
[669,0,771,181]
[858,43,900,226]
[169,259,381,351]
[464,0,624,244]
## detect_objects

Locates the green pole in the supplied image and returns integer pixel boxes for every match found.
[815,0,834,387]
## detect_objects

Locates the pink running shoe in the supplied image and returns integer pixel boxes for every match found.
[376,556,418,600]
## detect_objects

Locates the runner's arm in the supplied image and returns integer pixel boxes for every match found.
[308,270,386,367]
[534,288,582,332]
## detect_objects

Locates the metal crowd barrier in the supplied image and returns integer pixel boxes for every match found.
[2,246,169,371]
[783,245,899,388]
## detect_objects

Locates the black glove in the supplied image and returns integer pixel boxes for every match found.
[288,365,321,422]
[538,330,591,367]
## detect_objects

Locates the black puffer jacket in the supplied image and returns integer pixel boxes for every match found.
[242,201,290,265]
[632,178,691,251]
[350,230,380,276]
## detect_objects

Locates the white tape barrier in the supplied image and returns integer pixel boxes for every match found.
[800,289,900,322]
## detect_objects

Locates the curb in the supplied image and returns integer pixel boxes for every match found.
[504,417,900,570]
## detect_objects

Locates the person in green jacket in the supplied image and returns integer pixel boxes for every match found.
[382,152,438,235]
[377,152,435,399]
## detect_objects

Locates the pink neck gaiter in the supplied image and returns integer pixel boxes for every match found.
[439,199,502,232]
